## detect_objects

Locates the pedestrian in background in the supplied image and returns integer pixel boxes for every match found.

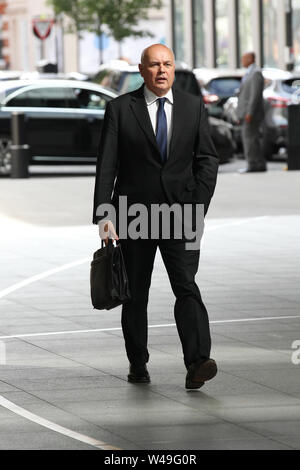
[92,44,219,390]
[237,52,266,173]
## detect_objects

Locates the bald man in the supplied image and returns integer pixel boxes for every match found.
[93,44,219,389]
[237,52,266,173]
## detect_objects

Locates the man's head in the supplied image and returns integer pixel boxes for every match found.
[139,44,175,96]
[241,52,256,68]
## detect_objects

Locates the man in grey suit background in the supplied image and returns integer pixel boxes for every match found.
[237,52,266,173]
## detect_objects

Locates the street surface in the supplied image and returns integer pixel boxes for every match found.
[0,158,299,450]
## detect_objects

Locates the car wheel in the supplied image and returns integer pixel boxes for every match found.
[261,134,275,161]
[0,135,12,175]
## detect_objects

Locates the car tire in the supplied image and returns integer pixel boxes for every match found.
[0,135,12,176]
[262,136,275,161]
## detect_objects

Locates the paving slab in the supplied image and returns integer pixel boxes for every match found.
[0,162,300,449]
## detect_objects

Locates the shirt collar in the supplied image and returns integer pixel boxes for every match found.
[144,85,173,106]
[246,63,255,73]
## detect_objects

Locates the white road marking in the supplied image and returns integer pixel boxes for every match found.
[0,395,120,450]
[0,312,298,450]
[0,214,286,450]
[0,216,270,301]
[0,315,299,340]
[205,216,269,231]
[0,258,90,299]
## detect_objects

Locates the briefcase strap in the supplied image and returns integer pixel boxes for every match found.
[101,239,116,249]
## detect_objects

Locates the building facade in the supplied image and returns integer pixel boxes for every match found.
[0,1,8,68]
[2,0,300,72]
[0,0,78,72]
[171,0,300,71]
[0,0,172,73]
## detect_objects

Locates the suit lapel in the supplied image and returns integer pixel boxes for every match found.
[165,87,184,166]
[130,85,162,163]
[129,85,187,166]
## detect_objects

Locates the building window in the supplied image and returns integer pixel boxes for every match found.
[215,0,230,67]
[293,0,300,70]
[172,0,185,62]
[192,0,206,67]
[238,0,254,62]
[263,0,279,67]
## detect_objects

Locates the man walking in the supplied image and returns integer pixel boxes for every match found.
[92,44,219,389]
[237,52,266,173]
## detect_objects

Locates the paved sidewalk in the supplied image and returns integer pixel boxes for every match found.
[0,161,299,450]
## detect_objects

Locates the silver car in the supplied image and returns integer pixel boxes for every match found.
[223,68,300,160]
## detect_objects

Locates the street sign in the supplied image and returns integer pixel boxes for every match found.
[32,19,54,40]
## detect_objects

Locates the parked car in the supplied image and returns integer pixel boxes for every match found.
[0,80,117,175]
[91,62,235,164]
[223,68,300,159]
[194,68,244,117]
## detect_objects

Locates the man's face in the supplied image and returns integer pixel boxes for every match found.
[139,45,175,96]
[242,53,254,68]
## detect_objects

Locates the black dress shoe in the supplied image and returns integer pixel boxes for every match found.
[128,364,150,383]
[185,358,217,390]
[238,168,267,174]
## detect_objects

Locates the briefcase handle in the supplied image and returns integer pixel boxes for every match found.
[101,239,118,249]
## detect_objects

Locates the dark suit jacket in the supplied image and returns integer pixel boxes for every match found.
[92,84,219,225]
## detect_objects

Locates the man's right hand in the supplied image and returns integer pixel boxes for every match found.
[98,220,119,245]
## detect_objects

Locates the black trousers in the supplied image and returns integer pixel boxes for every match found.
[120,237,211,370]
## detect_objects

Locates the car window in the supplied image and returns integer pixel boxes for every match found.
[6,87,79,108]
[73,88,111,109]
[111,71,124,91]
[93,69,121,92]
[281,79,300,94]
[207,78,241,97]
[5,86,112,109]
[93,69,111,87]
[120,72,144,93]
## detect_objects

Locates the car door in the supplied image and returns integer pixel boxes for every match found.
[3,85,83,160]
[71,87,112,158]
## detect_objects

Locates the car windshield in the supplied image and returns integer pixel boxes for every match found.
[120,72,144,92]
[281,78,300,94]
[207,78,241,97]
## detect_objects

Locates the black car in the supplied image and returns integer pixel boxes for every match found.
[91,62,235,164]
[0,80,117,175]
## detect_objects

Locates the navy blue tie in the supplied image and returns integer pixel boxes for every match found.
[156,97,167,163]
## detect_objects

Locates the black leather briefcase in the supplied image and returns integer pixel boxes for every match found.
[90,240,131,310]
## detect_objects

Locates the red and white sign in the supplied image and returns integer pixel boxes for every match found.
[32,19,55,40]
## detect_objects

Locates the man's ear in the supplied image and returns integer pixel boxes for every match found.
[138,64,143,77]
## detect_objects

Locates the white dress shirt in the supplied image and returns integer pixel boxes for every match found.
[143,85,173,157]
[242,63,255,83]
